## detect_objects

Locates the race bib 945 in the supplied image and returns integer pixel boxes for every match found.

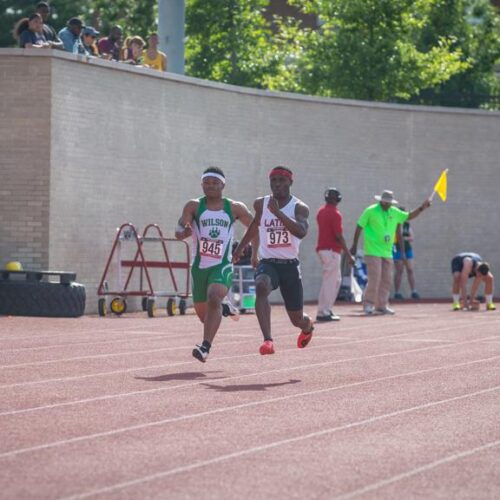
[200,237,223,258]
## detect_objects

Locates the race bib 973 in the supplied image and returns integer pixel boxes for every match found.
[266,228,291,248]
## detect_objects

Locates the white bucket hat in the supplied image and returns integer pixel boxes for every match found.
[374,190,398,205]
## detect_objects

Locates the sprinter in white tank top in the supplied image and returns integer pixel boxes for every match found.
[233,166,314,355]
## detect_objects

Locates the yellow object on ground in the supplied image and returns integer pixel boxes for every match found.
[5,261,23,271]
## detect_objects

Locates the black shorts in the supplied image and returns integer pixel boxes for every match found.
[255,258,303,311]
[451,256,476,277]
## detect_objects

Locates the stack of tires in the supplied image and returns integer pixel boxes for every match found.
[0,263,86,318]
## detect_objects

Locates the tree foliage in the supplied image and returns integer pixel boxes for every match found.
[284,0,471,101]
[87,0,157,40]
[411,0,500,108]
[184,0,498,107]
[185,0,277,87]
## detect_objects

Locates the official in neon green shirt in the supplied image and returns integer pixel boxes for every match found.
[351,190,430,315]
[358,203,408,258]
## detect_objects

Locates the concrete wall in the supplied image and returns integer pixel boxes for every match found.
[0,53,51,270]
[1,50,500,312]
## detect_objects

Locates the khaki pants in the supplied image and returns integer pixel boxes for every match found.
[317,250,342,316]
[364,256,393,309]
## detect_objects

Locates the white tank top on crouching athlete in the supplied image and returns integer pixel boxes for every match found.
[258,195,301,260]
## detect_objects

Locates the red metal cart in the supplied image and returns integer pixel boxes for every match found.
[97,223,190,317]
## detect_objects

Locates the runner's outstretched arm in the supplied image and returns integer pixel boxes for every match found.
[175,200,197,240]
[233,198,262,261]
[231,201,254,228]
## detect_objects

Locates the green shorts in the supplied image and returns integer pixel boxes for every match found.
[191,262,233,303]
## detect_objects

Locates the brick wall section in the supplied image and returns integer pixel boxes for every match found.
[0,53,51,271]
[1,51,499,312]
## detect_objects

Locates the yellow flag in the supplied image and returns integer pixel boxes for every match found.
[433,169,448,202]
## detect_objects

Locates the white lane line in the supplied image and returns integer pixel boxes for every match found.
[313,336,362,341]
[2,353,499,458]
[0,318,355,366]
[1,319,498,389]
[0,312,478,356]
[393,338,457,343]
[0,313,408,343]
[0,314,476,357]
[0,323,157,342]
[0,333,197,354]
[0,339,255,369]
[0,331,257,354]
[0,327,274,354]
[60,385,500,500]
[1,335,497,417]
[336,440,500,499]
[0,317,414,357]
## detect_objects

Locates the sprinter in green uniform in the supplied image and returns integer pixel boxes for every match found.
[175,167,253,362]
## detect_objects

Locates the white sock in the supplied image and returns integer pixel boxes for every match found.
[486,294,493,304]
[453,294,459,303]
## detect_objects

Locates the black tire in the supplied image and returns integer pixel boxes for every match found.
[179,299,187,315]
[98,298,107,317]
[0,280,86,318]
[147,299,156,318]
[110,297,127,316]
[167,298,176,316]
[141,297,148,311]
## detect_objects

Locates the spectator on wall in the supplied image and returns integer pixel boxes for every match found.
[14,13,50,49]
[97,25,123,61]
[58,18,85,53]
[122,36,146,65]
[35,2,63,50]
[81,27,100,56]
[143,33,167,72]
[120,36,133,61]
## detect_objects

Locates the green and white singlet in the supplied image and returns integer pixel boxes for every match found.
[192,197,235,269]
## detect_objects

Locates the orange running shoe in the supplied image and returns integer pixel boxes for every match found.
[259,340,275,355]
[297,324,314,349]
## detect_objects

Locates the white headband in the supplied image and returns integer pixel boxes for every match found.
[201,173,226,184]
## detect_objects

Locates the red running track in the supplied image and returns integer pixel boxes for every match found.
[0,303,499,499]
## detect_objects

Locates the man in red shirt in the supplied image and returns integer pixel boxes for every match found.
[316,188,354,321]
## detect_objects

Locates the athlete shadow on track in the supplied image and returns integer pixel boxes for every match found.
[200,379,301,392]
[135,371,225,382]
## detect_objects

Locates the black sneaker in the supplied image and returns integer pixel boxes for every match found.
[316,314,334,322]
[192,344,208,363]
[222,299,240,321]
[316,313,341,321]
